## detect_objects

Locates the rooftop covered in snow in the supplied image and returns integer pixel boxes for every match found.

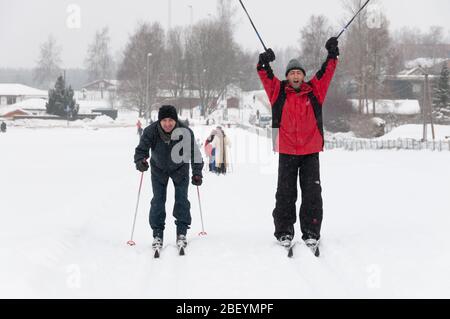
[0,84,47,97]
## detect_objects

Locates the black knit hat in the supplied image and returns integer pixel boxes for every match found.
[158,105,178,122]
[285,59,306,77]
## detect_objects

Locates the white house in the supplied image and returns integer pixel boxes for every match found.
[0,83,47,106]
[80,79,119,101]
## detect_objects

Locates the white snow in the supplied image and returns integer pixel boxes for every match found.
[0,83,47,97]
[405,58,446,69]
[1,126,450,298]
[5,98,47,110]
[380,124,450,140]
[77,100,114,113]
[350,99,421,115]
[209,90,270,125]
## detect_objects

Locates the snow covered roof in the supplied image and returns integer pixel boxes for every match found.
[405,58,446,69]
[82,79,119,90]
[157,89,201,99]
[0,105,30,117]
[0,83,47,97]
[386,67,439,80]
[350,99,421,115]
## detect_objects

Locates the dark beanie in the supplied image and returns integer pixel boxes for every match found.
[158,105,178,122]
[285,59,306,77]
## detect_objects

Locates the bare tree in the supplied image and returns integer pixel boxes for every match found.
[299,15,334,74]
[33,35,62,88]
[185,18,236,116]
[394,26,447,63]
[339,0,391,115]
[268,46,301,80]
[84,27,114,82]
[424,26,445,63]
[339,0,369,113]
[366,13,391,114]
[234,48,260,91]
[117,22,165,117]
[164,27,187,100]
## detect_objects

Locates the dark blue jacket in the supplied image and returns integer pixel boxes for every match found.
[134,122,204,180]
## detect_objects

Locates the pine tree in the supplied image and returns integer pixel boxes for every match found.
[433,62,450,110]
[46,76,79,118]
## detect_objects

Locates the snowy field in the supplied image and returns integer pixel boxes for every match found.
[1,125,450,299]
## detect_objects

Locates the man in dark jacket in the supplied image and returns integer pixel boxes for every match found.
[0,121,6,133]
[134,105,204,250]
[257,37,339,254]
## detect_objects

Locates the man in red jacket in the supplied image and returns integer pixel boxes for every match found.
[257,37,339,254]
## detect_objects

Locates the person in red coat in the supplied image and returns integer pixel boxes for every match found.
[257,37,339,251]
[136,119,143,137]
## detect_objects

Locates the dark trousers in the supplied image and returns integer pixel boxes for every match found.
[273,153,323,241]
[149,170,191,239]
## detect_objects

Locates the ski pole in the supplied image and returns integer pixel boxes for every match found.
[238,0,268,51]
[127,171,145,246]
[196,186,207,236]
[336,0,371,39]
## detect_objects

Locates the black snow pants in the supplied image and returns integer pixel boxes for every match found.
[273,153,323,241]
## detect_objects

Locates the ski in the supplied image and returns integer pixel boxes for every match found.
[177,235,187,256]
[305,239,320,258]
[278,236,295,258]
[152,237,163,259]
[314,247,320,257]
[287,243,295,258]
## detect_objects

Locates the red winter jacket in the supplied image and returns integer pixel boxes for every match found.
[258,57,337,155]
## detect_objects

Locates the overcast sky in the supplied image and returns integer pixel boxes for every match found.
[1,0,449,68]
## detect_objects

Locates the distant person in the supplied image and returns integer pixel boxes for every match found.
[205,130,217,172]
[211,126,231,175]
[136,119,143,137]
[0,121,6,133]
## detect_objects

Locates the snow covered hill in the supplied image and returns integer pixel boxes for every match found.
[1,126,450,298]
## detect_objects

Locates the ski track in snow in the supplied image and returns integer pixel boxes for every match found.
[1,126,450,298]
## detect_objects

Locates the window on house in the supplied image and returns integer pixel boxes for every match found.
[7,96,17,105]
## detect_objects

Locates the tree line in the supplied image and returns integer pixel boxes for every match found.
[29,0,450,119]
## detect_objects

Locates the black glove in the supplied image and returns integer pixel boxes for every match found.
[258,48,276,65]
[191,175,203,186]
[325,37,339,58]
[135,159,149,172]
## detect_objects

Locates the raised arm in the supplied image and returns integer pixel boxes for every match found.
[309,37,339,104]
[257,49,281,104]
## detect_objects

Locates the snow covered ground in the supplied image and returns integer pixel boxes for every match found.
[380,124,450,140]
[350,99,421,115]
[1,125,450,298]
